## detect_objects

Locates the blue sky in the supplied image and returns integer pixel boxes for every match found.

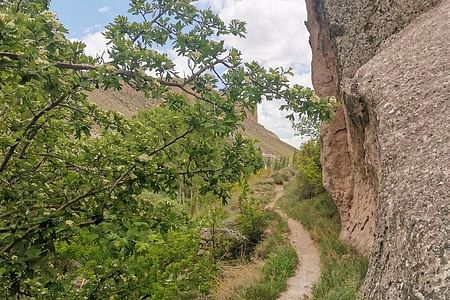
[50,0,312,148]
[50,1,126,38]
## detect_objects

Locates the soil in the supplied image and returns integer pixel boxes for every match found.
[213,184,321,300]
[267,185,321,300]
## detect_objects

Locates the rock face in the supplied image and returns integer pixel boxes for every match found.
[306,0,450,298]
[320,105,377,254]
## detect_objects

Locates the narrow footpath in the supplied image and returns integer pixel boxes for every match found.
[266,185,321,300]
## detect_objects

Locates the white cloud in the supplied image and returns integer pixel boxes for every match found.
[83,24,102,34]
[291,72,313,88]
[258,99,307,148]
[79,31,109,59]
[98,6,110,14]
[203,0,312,147]
[166,49,191,77]
[207,0,311,71]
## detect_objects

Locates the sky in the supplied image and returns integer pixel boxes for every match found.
[50,0,312,148]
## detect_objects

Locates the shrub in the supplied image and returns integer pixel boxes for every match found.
[271,168,292,185]
[296,140,324,199]
[238,200,268,245]
[238,246,297,300]
[55,192,218,299]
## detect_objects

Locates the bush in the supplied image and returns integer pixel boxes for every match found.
[238,246,297,300]
[295,140,324,199]
[271,168,292,185]
[238,200,268,245]
[56,193,218,299]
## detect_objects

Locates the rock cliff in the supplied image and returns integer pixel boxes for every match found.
[306,0,449,298]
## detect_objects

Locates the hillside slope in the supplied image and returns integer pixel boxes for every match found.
[88,87,296,159]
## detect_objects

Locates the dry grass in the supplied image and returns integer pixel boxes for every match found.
[210,261,264,300]
[210,171,296,300]
[240,119,297,158]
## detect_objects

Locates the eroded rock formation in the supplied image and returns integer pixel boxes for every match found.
[306,0,450,298]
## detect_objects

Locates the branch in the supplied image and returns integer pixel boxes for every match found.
[2,221,41,253]
[0,204,47,219]
[56,188,101,213]
[55,62,98,71]
[0,52,187,87]
[74,215,104,228]
[183,58,226,85]
[131,9,168,44]
[96,126,196,219]
[0,51,230,109]
[1,187,109,253]
[52,127,196,226]
[213,68,228,88]
[175,168,222,175]
[0,89,76,173]
[18,123,43,159]
[0,52,96,71]
[147,126,194,157]
[0,52,20,60]
[87,269,121,299]
[15,0,24,13]
[37,153,97,174]
[1,129,198,253]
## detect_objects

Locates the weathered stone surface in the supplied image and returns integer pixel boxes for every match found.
[313,0,441,79]
[306,0,449,297]
[308,0,443,256]
[320,106,377,254]
[305,0,339,97]
[320,107,351,218]
[348,2,450,297]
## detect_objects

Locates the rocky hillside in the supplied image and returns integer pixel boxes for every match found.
[306,0,449,298]
[88,86,296,159]
[239,119,297,159]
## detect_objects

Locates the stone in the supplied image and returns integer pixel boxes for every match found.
[320,106,376,254]
[305,0,449,298]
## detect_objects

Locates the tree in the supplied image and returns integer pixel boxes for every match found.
[0,0,331,297]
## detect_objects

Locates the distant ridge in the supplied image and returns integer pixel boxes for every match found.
[88,86,297,159]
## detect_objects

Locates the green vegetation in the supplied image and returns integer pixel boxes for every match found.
[0,0,334,298]
[270,168,295,185]
[295,139,324,199]
[234,212,297,300]
[279,141,368,300]
[286,96,339,139]
[233,171,298,300]
[266,155,291,171]
[208,171,297,300]
[57,192,218,299]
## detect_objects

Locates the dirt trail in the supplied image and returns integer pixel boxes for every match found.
[266,185,321,300]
